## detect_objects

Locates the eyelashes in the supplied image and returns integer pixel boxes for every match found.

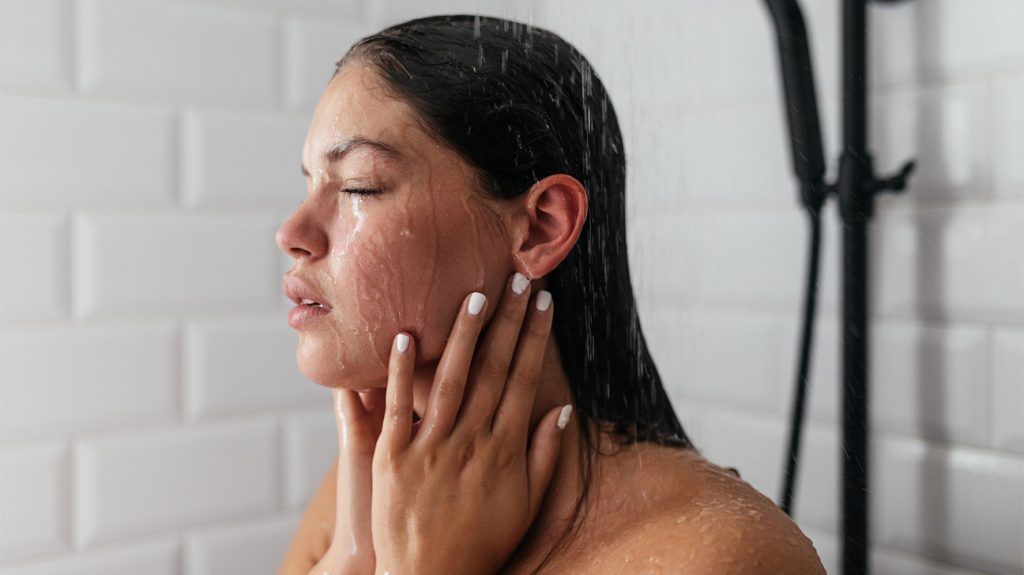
[341,187,383,196]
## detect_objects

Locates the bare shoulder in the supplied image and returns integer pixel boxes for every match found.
[586,449,825,575]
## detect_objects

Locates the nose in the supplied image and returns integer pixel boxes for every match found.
[276,201,328,262]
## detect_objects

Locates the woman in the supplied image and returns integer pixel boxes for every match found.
[277,14,825,574]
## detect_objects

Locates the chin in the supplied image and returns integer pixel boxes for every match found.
[294,337,388,390]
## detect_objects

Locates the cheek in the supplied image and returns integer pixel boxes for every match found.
[347,198,508,361]
[325,216,427,367]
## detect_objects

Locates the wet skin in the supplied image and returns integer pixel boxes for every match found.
[277,62,513,394]
[277,62,826,575]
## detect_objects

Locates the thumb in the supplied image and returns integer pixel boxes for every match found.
[526,404,573,517]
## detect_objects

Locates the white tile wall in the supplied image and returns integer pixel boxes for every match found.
[0,95,177,206]
[803,526,988,575]
[182,109,309,208]
[0,442,68,562]
[0,0,1020,573]
[0,537,179,575]
[808,317,992,448]
[78,0,280,105]
[533,0,1024,573]
[0,324,179,440]
[0,0,72,89]
[871,82,993,200]
[282,405,336,509]
[284,18,367,109]
[184,316,325,418]
[184,515,299,575]
[872,205,1024,324]
[0,213,68,322]
[73,213,281,316]
[75,418,279,546]
[993,76,1024,197]
[992,329,1024,454]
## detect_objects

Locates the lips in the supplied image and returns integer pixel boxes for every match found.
[283,274,332,310]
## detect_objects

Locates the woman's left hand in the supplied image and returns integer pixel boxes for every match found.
[371,274,572,575]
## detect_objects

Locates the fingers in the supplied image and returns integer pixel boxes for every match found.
[415,291,489,445]
[491,289,554,448]
[526,404,572,517]
[380,331,416,455]
[456,272,532,435]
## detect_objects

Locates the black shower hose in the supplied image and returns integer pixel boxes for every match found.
[779,205,823,516]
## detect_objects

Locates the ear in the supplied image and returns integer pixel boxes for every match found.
[510,174,588,279]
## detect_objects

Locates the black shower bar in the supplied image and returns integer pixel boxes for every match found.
[761,1,915,574]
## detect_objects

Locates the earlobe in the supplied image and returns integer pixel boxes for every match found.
[511,174,588,279]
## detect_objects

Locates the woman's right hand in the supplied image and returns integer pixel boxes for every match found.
[309,387,387,575]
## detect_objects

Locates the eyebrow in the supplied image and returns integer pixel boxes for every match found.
[300,137,403,177]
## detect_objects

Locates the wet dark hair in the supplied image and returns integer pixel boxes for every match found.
[335,14,695,570]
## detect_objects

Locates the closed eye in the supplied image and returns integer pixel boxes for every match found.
[342,188,382,196]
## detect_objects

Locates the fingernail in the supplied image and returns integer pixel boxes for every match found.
[396,332,410,353]
[536,290,552,312]
[557,404,573,430]
[468,292,486,315]
[511,272,530,295]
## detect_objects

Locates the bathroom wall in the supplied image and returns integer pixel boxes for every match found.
[0,0,1020,573]
[537,1,1023,573]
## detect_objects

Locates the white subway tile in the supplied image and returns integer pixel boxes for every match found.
[0,0,71,88]
[184,515,298,575]
[75,418,280,546]
[643,308,792,415]
[283,405,335,509]
[873,205,1024,324]
[78,0,278,105]
[626,111,690,214]
[871,83,992,199]
[628,213,698,305]
[369,0,523,30]
[0,443,68,563]
[688,2,778,107]
[992,329,1024,453]
[0,324,178,440]
[993,76,1024,197]
[870,0,1024,85]
[0,96,176,206]
[185,316,325,418]
[689,209,826,310]
[809,319,991,447]
[284,19,368,109]
[678,103,792,206]
[183,110,308,208]
[692,406,787,503]
[875,440,1024,573]
[802,526,988,575]
[73,214,280,317]
[0,214,68,322]
[0,537,178,575]
[179,0,363,17]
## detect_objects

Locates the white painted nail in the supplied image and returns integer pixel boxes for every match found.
[535,290,552,312]
[557,404,573,430]
[396,333,409,352]
[511,272,530,295]
[468,292,486,315]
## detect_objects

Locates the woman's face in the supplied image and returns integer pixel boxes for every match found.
[276,62,513,390]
